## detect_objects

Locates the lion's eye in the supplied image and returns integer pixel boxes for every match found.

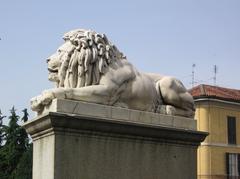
[58,49,61,53]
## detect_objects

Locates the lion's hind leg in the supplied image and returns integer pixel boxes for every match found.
[156,76,195,117]
[156,105,194,118]
[166,105,194,118]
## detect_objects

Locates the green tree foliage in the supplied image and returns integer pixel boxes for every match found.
[0,110,6,146]
[11,144,32,179]
[0,107,32,179]
[21,109,28,123]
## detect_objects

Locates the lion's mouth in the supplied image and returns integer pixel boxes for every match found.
[48,68,58,73]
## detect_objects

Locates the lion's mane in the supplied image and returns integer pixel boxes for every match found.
[58,29,125,88]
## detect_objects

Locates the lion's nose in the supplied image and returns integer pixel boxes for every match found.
[46,58,50,63]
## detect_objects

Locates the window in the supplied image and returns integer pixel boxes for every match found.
[226,153,240,178]
[227,116,236,145]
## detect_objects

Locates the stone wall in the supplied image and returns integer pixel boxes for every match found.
[24,99,207,179]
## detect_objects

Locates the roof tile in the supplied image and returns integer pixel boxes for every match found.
[189,84,240,102]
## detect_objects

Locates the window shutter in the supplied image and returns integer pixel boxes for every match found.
[232,118,236,144]
[238,154,240,176]
[226,153,229,176]
[227,116,236,144]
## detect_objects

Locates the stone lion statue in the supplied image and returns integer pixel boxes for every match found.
[31,29,195,117]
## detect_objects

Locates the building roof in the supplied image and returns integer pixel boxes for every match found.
[189,84,240,103]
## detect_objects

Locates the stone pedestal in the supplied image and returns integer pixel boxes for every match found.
[24,99,207,179]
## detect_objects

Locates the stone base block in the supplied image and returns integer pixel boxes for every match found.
[24,99,207,179]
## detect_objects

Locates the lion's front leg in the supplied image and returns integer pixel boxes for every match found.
[30,84,118,112]
[30,88,66,112]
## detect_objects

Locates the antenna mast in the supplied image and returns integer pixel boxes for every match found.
[213,65,218,86]
[192,64,196,88]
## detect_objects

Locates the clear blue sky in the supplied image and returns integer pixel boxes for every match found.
[0,0,240,118]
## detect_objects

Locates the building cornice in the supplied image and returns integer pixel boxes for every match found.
[194,98,240,106]
[201,142,240,148]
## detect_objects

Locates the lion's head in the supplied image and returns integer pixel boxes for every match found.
[47,29,125,88]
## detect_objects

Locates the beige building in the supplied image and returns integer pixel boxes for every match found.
[190,84,240,179]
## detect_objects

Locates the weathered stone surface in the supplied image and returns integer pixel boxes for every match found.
[31,29,195,118]
[25,99,207,179]
[40,99,197,130]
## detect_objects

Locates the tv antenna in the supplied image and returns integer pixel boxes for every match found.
[213,65,218,86]
[191,63,196,88]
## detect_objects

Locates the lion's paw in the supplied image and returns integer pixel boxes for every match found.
[41,90,55,105]
[166,105,176,116]
[30,95,43,112]
[30,90,55,112]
